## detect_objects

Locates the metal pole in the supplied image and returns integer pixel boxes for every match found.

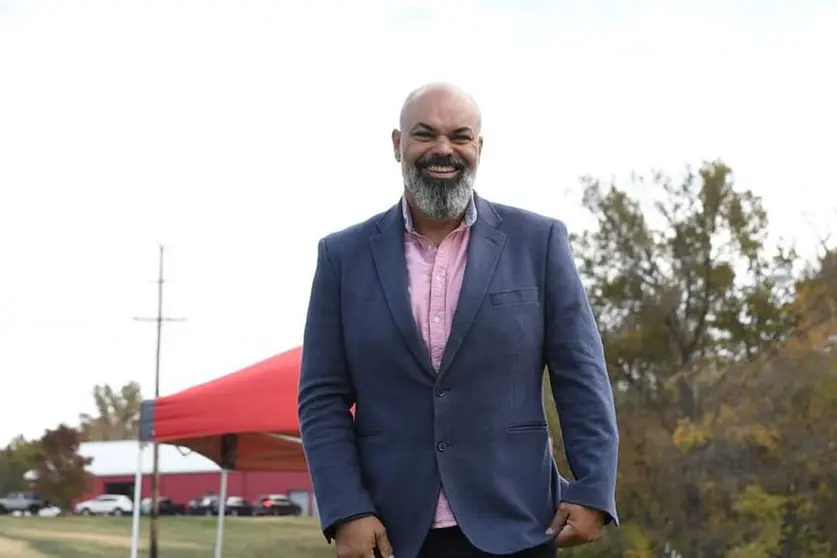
[129,441,144,558]
[213,469,229,558]
[149,244,164,558]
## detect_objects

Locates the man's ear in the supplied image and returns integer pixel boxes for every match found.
[391,129,402,162]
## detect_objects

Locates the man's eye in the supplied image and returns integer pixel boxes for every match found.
[452,136,472,144]
[413,132,434,140]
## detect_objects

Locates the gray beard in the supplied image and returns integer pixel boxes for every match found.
[402,162,476,221]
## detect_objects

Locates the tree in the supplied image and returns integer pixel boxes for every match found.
[34,425,92,509]
[686,252,837,558]
[78,381,142,441]
[574,161,796,416]
[567,160,805,556]
[0,436,41,495]
[670,303,837,556]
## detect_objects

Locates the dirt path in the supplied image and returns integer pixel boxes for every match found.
[0,535,48,558]
[2,527,205,550]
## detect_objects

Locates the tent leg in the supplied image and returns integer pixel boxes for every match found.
[213,469,229,558]
[129,441,144,558]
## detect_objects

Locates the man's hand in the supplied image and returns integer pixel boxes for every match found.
[546,502,605,548]
[334,516,394,558]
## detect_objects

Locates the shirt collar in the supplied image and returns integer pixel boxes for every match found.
[401,195,478,233]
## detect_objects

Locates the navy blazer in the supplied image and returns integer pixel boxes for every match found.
[298,195,619,558]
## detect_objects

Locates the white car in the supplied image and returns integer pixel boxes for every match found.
[74,494,134,516]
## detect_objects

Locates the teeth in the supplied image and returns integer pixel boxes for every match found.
[427,165,456,172]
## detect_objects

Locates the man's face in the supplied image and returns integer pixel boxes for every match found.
[392,88,483,221]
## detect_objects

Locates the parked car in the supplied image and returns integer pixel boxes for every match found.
[37,505,62,517]
[74,494,133,516]
[187,494,254,516]
[214,496,255,517]
[140,497,186,515]
[254,494,302,517]
[0,492,44,515]
[187,494,219,516]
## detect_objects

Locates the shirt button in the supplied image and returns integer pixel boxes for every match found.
[436,441,448,452]
[433,316,441,323]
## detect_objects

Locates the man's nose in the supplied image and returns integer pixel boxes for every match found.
[429,137,455,156]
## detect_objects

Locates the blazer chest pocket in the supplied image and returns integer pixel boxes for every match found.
[490,287,539,306]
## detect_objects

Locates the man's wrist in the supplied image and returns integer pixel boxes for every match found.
[325,512,378,540]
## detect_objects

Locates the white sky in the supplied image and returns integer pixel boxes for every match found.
[1,0,836,446]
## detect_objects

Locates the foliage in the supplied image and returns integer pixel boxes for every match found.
[573,161,796,419]
[0,436,40,495]
[78,382,142,441]
[33,424,92,509]
[542,160,837,557]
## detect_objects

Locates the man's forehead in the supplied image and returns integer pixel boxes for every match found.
[400,84,481,131]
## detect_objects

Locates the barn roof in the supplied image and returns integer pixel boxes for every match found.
[79,440,220,476]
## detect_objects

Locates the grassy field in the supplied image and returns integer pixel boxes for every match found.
[0,515,333,558]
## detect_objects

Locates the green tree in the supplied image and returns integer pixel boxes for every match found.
[574,161,796,417]
[78,381,142,441]
[0,436,41,495]
[34,424,92,509]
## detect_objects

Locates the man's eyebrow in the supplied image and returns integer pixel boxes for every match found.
[409,122,436,134]
[409,124,476,135]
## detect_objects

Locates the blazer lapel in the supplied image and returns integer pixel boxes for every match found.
[369,204,435,377]
[439,197,506,377]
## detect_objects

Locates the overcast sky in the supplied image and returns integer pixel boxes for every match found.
[1,0,835,446]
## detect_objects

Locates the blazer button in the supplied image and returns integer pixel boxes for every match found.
[436,388,447,397]
[436,441,448,452]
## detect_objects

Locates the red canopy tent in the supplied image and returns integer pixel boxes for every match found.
[130,346,306,558]
[137,345,306,471]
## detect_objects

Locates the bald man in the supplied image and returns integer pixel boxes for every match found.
[298,83,619,558]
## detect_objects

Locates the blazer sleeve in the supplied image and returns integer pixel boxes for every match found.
[298,237,377,538]
[543,220,620,525]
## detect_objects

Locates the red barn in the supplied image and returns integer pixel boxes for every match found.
[76,440,317,517]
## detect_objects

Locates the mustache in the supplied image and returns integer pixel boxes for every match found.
[414,154,467,170]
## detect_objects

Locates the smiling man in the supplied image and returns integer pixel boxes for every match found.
[397,85,480,229]
[298,83,619,558]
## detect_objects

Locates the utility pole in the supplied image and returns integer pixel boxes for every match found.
[134,244,185,558]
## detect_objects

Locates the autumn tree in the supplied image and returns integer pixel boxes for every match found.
[78,381,142,441]
[669,310,837,557]
[34,424,92,509]
[565,160,803,556]
[684,251,837,558]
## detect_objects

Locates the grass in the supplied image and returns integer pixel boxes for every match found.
[0,515,333,558]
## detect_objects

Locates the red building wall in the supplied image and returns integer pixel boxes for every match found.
[79,470,314,513]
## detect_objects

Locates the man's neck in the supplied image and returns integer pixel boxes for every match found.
[410,209,461,245]
[403,193,464,244]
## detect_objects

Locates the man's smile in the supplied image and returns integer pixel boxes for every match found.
[422,164,462,179]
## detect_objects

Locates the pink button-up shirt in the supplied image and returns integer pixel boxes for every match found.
[402,196,477,529]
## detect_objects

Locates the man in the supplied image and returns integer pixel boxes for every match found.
[298,83,619,558]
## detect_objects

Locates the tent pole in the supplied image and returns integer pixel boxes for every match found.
[149,441,160,558]
[129,441,144,558]
[213,469,229,558]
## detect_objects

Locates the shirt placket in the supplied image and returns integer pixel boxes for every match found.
[428,239,450,371]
